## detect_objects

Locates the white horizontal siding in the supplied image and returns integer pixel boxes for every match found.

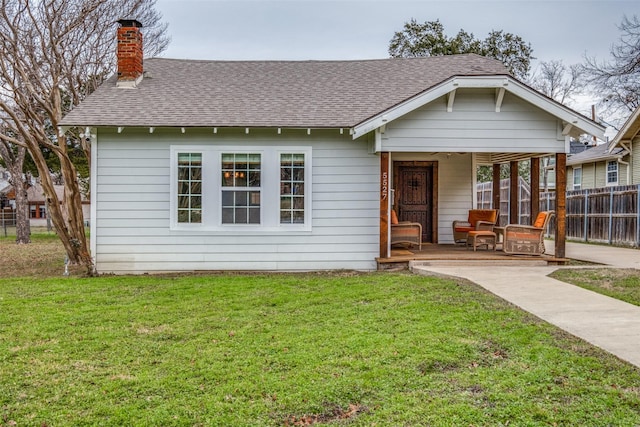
[94,128,379,273]
[382,89,564,153]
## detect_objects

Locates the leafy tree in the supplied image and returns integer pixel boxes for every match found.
[477,162,530,183]
[389,19,534,79]
[583,14,640,124]
[0,0,169,272]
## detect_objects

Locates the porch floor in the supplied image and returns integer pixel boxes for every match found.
[377,243,568,270]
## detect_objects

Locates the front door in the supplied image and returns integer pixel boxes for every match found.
[394,161,438,243]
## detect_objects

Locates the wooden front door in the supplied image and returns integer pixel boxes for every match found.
[394,161,438,243]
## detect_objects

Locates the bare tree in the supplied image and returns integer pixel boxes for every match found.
[583,14,640,124]
[0,0,168,273]
[529,60,585,106]
[527,60,587,191]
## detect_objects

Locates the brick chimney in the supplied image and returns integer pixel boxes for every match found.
[116,19,143,88]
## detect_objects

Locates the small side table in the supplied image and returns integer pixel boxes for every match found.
[466,230,497,251]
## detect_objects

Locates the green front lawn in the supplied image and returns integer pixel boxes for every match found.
[1,272,639,426]
[550,268,640,307]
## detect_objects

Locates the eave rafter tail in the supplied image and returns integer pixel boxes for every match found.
[495,87,505,112]
[478,152,548,165]
[447,89,456,113]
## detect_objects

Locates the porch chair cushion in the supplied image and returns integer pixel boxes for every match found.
[532,211,549,228]
[391,209,399,225]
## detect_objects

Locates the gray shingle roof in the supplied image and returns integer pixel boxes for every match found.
[567,143,626,166]
[61,54,508,128]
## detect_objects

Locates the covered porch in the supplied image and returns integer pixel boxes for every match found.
[378,150,570,262]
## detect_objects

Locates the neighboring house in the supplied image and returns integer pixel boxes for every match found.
[567,106,640,191]
[607,106,640,186]
[0,182,91,228]
[540,140,592,191]
[60,20,604,273]
[0,168,9,190]
[566,143,628,190]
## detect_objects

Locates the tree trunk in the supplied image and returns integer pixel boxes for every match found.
[0,144,30,243]
[30,139,93,273]
[13,174,31,244]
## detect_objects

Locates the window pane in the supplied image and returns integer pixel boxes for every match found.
[249,208,260,224]
[236,208,247,224]
[222,191,234,206]
[250,191,260,206]
[280,197,291,210]
[222,207,234,224]
[249,171,260,187]
[293,196,305,209]
[292,211,305,224]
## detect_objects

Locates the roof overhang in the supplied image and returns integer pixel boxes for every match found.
[351,75,606,141]
[567,153,624,166]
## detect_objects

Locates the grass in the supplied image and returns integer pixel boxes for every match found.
[1,235,640,425]
[550,268,640,307]
[0,233,86,278]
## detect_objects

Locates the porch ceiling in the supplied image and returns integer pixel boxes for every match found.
[475,152,551,165]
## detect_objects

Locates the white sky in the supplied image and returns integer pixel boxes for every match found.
[154,0,637,119]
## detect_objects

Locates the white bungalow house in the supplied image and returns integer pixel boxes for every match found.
[60,20,605,273]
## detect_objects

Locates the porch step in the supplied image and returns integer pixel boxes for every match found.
[409,259,549,269]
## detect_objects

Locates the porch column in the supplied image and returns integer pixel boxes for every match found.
[492,164,501,225]
[380,152,390,258]
[555,153,567,258]
[509,161,519,224]
[530,157,540,224]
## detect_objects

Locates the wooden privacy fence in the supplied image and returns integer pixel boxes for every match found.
[562,185,639,246]
[477,181,640,247]
[477,178,533,226]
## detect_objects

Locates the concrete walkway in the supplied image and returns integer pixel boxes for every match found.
[411,241,640,368]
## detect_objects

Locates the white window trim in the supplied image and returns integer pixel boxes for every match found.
[572,166,582,190]
[170,145,312,232]
[606,160,618,186]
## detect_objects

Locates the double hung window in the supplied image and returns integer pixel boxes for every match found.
[221,153,261,224]
[177,153,202,223]
[607,161,618,186]
[572,167,582,190]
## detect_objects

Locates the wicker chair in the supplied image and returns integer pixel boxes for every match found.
[390,210,422,250]
[452,209,499,244]
[503,211,555,255]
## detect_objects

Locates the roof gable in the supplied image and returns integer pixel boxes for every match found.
[609,106,640,151]
[352,76,605,139]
